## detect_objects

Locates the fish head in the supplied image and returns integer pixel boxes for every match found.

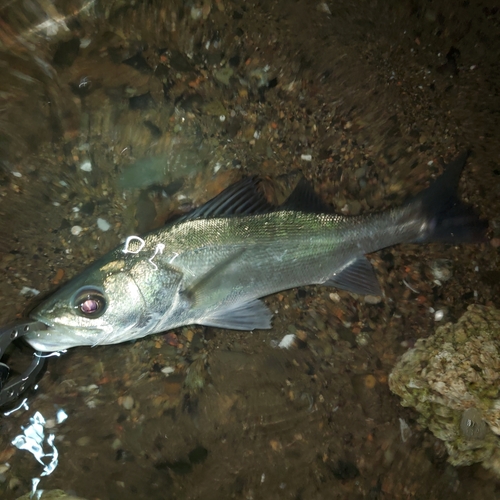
[24,253,180,352]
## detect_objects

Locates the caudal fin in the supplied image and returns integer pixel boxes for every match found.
[411,151,488,244]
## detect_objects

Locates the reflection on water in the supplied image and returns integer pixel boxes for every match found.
[1,0,499,499]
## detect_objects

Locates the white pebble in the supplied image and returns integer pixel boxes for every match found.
[278,333,296,349]
[213,162,222,174]
[399,418,411,442]
[80,160,92,172]
[122,395,134,410]
[71,225,83,236]
[300,154,312,161]
[56,409,68,423]
[12,171,22,177]
[161,366,175,376]
[19,286,40,296]
[219,115,226,122]
[434,309,444,321]
[97,218,111,231]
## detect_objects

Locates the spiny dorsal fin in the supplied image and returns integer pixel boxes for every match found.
[177,177,274,222]
[280,178,333,214]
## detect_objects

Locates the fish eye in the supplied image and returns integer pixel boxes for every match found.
[73,287,107,318]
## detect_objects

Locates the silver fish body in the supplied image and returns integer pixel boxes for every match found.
[25,153,486,352]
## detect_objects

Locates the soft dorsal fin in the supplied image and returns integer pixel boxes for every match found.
[178,177,274,222]
[280,178,333,213]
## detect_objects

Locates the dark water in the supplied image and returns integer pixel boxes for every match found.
[0,1,499,498]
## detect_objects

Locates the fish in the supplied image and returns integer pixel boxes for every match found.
[24,152,487,352]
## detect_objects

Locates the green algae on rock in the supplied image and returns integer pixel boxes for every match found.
[389,305,500,475]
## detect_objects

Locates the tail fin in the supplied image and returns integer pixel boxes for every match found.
[411,151,488,243]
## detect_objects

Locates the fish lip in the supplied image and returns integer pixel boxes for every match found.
[23,317,68,352]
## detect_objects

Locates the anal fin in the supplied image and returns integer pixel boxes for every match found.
[199,299,273,331]
[323,256,382,296]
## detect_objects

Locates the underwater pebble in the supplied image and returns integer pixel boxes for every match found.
[44,418,56,429]
[364,295,382,305]
[80,160,92,172]
[364,374,376,388]
[12,171,22,178]
[317,2,332,14]
[399,418,411,442]
[71,225,83,236]
[76,436,90,446]
[214,67,234,86]
[278,334,296,349]
[9,477,21,490]
[111,438,122,450]
[434,309,444,321]
[161,366,175,376]
[300,154,312,161]
[429,259,453,282]
[121,395,134,410]
[19,286,40,296]
[97,218,111,231]
[356,332,371,346]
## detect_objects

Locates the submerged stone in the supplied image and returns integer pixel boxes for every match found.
[389,305,500,476]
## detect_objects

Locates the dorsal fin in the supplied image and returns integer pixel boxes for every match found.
[279,178,333,213]
[177,177,274,222]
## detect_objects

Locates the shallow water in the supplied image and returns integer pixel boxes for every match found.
[1,1,499,498]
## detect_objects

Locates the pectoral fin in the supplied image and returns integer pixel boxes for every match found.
[199,299,273,330]
[323,256,382,296]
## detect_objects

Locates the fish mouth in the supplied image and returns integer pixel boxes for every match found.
[23,319,76,353]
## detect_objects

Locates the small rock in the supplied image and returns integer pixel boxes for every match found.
[111,438,122,450]
[97,218,111,232]
[347,200,362,216]
[121,395,134,410]
[214,67,234,86]
[278,333,296,349]
[80,161,92,172]
[364,295,382,305]
[356,332,371,347]
[76,436,90,446]
[429,259,453,282]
